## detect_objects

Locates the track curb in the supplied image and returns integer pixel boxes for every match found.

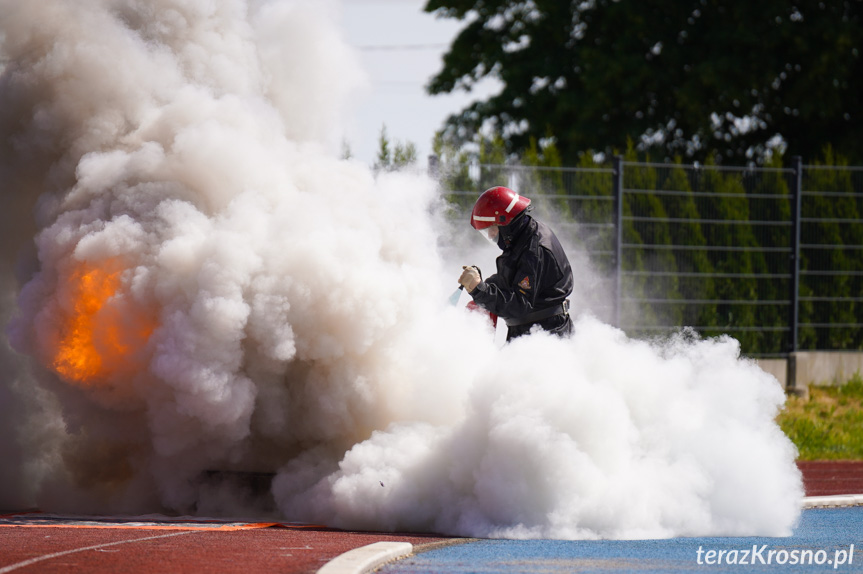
[802,494,863,508]
[316,541,413,574]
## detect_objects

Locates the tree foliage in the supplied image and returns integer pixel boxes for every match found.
[424,0,863,164]
[374,125,418,172]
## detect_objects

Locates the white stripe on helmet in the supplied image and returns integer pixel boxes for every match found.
[504,194,520,213]
[473,215,496,222]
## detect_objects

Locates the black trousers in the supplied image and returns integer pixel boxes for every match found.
[506,313,573,342]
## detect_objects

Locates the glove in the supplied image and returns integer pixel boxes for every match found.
[458,265,482,293]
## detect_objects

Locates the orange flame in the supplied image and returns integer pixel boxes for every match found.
[53,261,154,385]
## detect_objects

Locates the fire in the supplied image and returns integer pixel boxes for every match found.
[52,261,154,385]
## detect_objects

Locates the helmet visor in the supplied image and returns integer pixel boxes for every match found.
[479,225,499,245]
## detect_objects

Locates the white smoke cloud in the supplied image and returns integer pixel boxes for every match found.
[0,0,801,538]
[273,322,801,539]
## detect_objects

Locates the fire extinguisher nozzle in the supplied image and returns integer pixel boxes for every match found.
[448,287,463,306]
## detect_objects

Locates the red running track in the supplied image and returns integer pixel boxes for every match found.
[797,460,863,496]
[0,520,450,574]
[0,461,859,574]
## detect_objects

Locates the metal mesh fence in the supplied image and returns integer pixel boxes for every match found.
[437,159,863,356]
[799,166,863,351]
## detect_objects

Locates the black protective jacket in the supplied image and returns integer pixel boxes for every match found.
[470,213,574,340]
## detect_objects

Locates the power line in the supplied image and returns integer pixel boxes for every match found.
[356,43,448,51]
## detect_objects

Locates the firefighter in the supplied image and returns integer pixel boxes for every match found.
[458,186,574,341]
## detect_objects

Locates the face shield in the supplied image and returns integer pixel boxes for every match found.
[479,224,499,245]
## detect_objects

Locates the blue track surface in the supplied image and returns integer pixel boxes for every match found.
[383,507,863,573]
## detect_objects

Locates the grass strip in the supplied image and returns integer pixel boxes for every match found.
[777,374,863,460]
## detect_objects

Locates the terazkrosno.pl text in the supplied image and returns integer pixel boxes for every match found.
[696,544,855,569]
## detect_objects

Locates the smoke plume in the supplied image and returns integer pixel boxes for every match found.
[0,0,802,539]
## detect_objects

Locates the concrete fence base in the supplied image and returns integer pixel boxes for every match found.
[755,352,863,398]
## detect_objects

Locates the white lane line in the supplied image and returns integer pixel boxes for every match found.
[316,541,413,574]
[0,530,199,573]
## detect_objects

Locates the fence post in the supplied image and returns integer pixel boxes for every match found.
[613,155,624,329]
[789,156,802,353]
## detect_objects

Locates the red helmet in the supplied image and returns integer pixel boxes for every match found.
[470,186,531,230]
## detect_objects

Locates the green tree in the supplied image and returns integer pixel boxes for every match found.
[424,0,863,165]
[374,125,418,172]
[570,152,616,276]
[474,135,510,193]
[699,162,764,352]
[801,147,860,350]
[521,136,571,219]
[340,140,353,160]
[747,153,793,354]
[433,133,510,211]
[622,146,682,330]
[658,160,717,330]
[565,152,647,328]
[433,133,474,211]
